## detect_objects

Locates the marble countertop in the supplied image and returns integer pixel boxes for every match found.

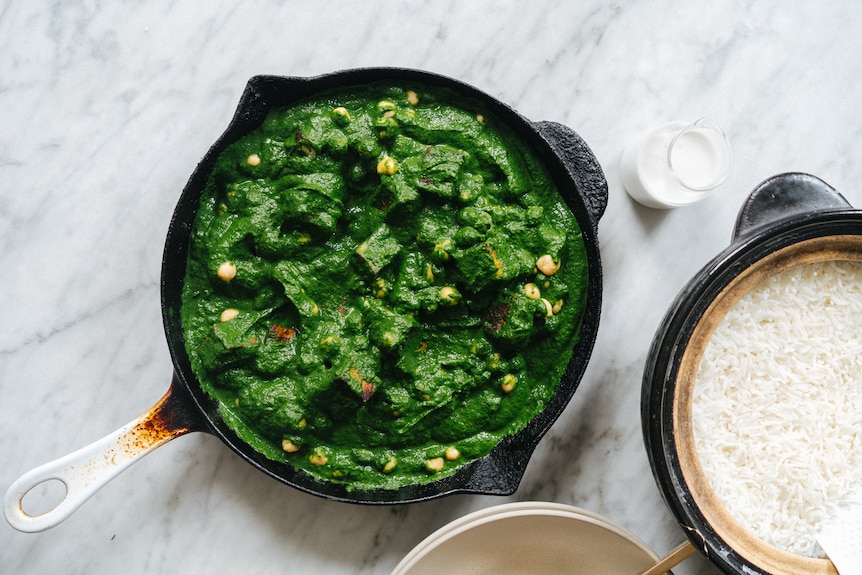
[3,2,862,574]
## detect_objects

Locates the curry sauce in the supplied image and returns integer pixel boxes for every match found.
[181,83,588,490]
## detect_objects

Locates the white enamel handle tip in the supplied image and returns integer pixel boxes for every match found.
[4,389,195,532]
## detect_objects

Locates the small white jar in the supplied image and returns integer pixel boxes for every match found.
[620,118,733,209]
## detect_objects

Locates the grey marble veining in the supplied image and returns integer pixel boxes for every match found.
[3,2,862,574]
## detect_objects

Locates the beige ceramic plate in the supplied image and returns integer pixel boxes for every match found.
[391,501,663,575]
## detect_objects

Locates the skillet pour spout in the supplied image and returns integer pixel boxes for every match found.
[642,172,858,575]
[6,69,606,532]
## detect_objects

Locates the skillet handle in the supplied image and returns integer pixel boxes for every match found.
[3,380,202,532]
[533,120,608,229]
[732,172,852,242]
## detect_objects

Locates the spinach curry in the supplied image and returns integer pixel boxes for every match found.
[181,83,589,491]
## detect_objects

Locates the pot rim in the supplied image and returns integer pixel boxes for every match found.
[161,68,607,504]
[643,188,862,574]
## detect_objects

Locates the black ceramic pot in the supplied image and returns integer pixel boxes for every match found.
[642,172,858,575]
[5,68,607,532]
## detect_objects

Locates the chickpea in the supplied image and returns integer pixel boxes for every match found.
[476,113,486,125]
[445,446,460,461]
[406,90,419,105]
[523,282,541,300]
[281,439,301,453]
[433,238,452,261]
[374,278,388,299]
[309,450,328,466]
[217,261,237,282]
[331,106,351,124]
[320,335,340,351]
[377,99,396,111]
[540,298,554,317]
[246,153,261,166]
[501,373,517,394]
[536,254,561,276]
[383,457,397,473]
[439,286,461,305]
[426,457,445,472]
[377,156,399,175]
[220,308,239,322]
[552,299,564,314]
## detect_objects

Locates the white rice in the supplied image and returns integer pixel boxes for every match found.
[693,259,862,558]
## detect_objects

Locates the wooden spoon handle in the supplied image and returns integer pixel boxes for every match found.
[637,540,697,575]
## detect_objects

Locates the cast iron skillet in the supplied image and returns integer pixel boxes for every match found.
[5,68,607,533]
[642,172,858,575]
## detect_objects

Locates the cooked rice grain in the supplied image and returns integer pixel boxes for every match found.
[693,260,862,558]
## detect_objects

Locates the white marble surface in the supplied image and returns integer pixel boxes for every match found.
[3,2,862,573]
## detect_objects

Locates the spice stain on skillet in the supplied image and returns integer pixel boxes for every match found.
[180,83,589,491]
[107,392,196,466]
